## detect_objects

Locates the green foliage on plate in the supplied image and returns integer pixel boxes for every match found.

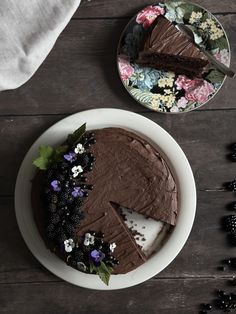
[130,88,153,105]
[206,69,225,83]
[33,124,86,170]
[67,123,86,146]
[89,261,113,286]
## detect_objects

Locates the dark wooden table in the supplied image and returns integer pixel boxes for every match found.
[1,1,236,313]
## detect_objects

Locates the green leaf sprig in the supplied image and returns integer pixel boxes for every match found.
[89,261,113,286]
[33,123,86,170]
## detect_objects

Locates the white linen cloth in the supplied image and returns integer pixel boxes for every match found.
[0,0,81,91]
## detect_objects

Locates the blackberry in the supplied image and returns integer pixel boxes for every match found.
[48,203,57,213]
[51,164,58,171]
[46,224,55,239]
[73,250,84,262]
[229,234,236,246]
[55,173,65,182]
[79,176,87,183]
[67,196,74,204]
[230,258,236,268]
[78,211,85,220]
[47,223,55,233]
[231,143,236,151]
[74,198,83,207]
[230,152,236,161]
[70,260,77,268]
[58,208,65,216]
[50,214,60,225]
[228,201,236,211]
[70,214,81,224]
[57,231,67,243]
[81,154,90,167]
[58,200,67,208]
[64,180,70,188]
[227,180,236,191]
[88,138,96,144]
[223,215,236,233]
[60,192,69,203]
[83,191,89,198]
[46,168,54,179]
[65,223,75,237]
[59,162,69,170]
[50,194,58,204]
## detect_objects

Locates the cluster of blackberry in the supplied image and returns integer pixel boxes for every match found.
[67,232,119,271]
[199,144,236,313]
[44,133,96,244]
[215,290,236,312]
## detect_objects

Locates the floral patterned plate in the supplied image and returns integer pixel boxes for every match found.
[117,1,231,113]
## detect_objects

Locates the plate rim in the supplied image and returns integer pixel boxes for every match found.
[116,1,231,114]
[15,108,196,290]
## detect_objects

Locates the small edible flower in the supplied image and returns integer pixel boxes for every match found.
[74,143,85,155]
[51,180,61,192]
[64,239,75,253]
[90,249,105,265]
[72,165,83,178]
[64,151,77,163]
[72,186,84,198]
[84,233,95,246]
[109,243,116,253]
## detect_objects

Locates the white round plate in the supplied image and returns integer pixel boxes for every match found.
[15,108,196,290]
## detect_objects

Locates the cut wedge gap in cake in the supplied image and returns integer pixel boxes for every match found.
[111,202,171,258]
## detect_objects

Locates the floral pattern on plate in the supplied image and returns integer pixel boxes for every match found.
[117,1,230,113]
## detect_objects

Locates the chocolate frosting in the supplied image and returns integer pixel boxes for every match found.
[142,15,207,60]
[32,128,178,274]
[77,128,178,273]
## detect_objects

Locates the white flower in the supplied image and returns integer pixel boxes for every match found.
[84,233,95,246]
[72,165,83,178]
[109,242,116,252]
[74,143,85,155]
[64,239,75,253]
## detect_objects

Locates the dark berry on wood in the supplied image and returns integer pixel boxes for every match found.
[230,152,236,161]
[223,215,236,233]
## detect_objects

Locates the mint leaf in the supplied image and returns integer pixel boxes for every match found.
[67,123,86,146]
[33,145,54,170]
[97,262,113,286]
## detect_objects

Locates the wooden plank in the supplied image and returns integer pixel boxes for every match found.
[0,16,235,116]
[77,0,236,18]
[1,110,236,196]
[0,278,232,314]
[1,190,235,283]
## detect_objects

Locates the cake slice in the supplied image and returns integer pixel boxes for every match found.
[136,15,209,77]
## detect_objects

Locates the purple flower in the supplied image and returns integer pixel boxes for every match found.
[51,180,61,192]
[64,151,77,163]
[72,186,84,198]
[90,249,105,265]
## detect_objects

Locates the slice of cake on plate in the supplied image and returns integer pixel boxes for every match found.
[136,15,209,77]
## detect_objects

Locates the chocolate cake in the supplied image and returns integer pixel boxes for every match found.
[32,126,178,284]
[136,15,209,77]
